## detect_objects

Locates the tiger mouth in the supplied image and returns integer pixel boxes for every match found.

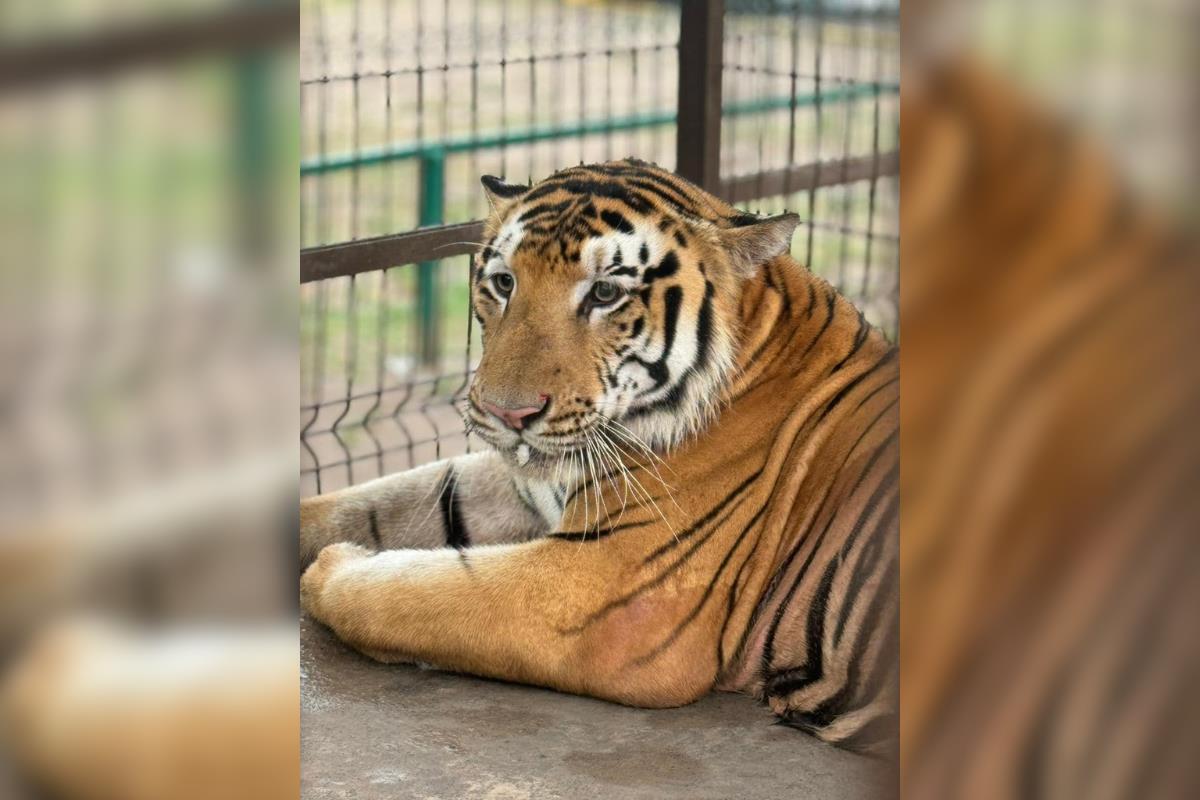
[466,413,611,464]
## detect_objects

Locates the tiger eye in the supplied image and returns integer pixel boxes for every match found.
[590,281,620,304]
[492,273,515,295]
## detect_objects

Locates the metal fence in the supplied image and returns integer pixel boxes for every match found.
[2,4,296,524]
[299,0,899,497]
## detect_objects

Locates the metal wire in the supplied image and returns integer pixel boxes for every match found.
[300,0,899,496]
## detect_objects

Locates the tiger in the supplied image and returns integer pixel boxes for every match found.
[299,158,900,753]
[900,55,1200,796]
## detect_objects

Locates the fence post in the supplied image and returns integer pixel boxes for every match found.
[675,0,724,193]
[417,150,445,368]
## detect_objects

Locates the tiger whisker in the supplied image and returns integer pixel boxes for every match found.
[573,450,588,537]
[595,427,677,543]
[598,430,644,532]
[579,436,603,551]
[402,463,454,545]
[601,417,679,479]
[591,429,631,527]
[600,421,684,518]
[586,435,605,534]
[604,424,681,494]
[589,430,627,528]
[434,240,490,251]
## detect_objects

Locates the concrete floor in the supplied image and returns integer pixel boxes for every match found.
[302,617,891,800]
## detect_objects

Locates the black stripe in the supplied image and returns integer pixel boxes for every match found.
[549,517,654,542]
[694,280,715,372]
[628,279,716,418]
[742,294,788,369]
[833,491,898,646]
[772,263,794,318]
[765,550,841,696]
[851,600,900,714]
[523,177,652,213]
[796,288,838,363]
[518,198,573,223]
[512,479,540,517]
[643,468,763,563]
[850,372,899,416]
[631,285,683,391]
[368,508,383,549]
[813,348,898,427]
[643,250,679,283]
[827,311,872,374]
[437,468,470,549]
[600,209,635,234]
[587,165,700,213]
[793,560,898,726]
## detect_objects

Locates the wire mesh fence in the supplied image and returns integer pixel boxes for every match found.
[299,0,899,497]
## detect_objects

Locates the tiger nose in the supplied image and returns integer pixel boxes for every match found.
[482,394,550,431]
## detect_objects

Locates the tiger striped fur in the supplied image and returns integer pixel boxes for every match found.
[300,159,898,754]
[901,57,1200,796]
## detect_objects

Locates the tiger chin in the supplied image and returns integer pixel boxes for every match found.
[300,159,898,755]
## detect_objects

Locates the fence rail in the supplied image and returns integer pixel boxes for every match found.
[300,150,899,284]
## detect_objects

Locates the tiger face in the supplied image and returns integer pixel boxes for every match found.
[464,160,798,473]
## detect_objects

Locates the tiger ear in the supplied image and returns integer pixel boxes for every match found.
[718,212,800,276]
[480,175,529,219]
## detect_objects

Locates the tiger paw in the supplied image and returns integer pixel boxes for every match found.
[300,542,371,620]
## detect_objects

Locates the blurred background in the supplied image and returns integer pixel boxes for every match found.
[299,0,900,497]
[0,2,298,799]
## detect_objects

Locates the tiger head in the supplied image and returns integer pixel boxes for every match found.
[464,160,798,472]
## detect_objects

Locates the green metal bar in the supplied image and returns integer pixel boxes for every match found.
[299,82,898,177]
[417,152,445,367]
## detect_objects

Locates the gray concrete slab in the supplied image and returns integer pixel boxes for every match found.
[302,616,891,800]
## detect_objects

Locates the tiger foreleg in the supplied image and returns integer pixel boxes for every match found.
[299,537,717,708]
[300,451,560,567]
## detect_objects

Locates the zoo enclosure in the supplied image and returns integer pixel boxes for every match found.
[300,0,899,497]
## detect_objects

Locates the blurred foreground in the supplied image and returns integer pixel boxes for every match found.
[901,0,1199,797]
[0,3,299,798]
